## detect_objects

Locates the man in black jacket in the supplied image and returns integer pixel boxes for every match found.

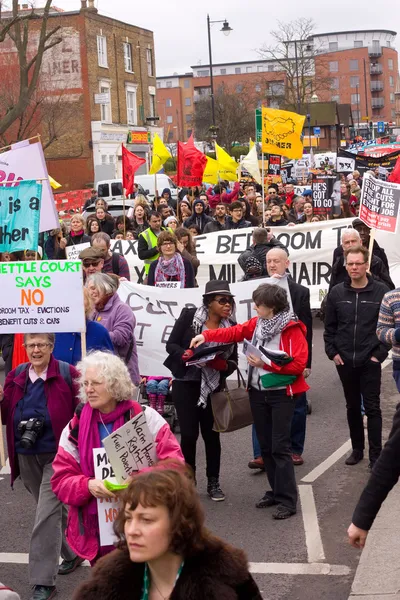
[324,245,390,468]
[224,201,251,230]
[331,219,390,273]
[249,246,312,469]
[203,202,227,233]
[238,228,286,278]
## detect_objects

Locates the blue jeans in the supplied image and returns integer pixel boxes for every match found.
[393,366,400,393]
[146,378,169,396]
[253,392,307,457]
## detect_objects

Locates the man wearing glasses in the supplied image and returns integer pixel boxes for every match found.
[79,246,105,280]
[0,334,80,600]
[324,245,390,469]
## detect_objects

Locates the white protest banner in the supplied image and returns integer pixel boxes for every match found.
[359,173,400,233]
[0,260,85,333]
[93,449,121,547]
[336,156,355,173]
[155,281,180,289]
[117,277,291,377]
[66,242,90,261]
[103,412,156,485]
[294,185,311,197]
[0,141,59,232]
[111,220,400,306]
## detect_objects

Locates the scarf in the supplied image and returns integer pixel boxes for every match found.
[192,305,234,409]
[255,308,292,345]
[154,253,186,288]
[71,229,84,237]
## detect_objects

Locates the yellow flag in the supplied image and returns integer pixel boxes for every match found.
[149,133,171,174]
[214,142,238,180]
[49,175,61,189]
[261,107,305,160]
[203,156,238,184]
[249,138,255,150]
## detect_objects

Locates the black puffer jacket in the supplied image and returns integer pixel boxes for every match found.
[324,275,390,366]
[238,239,287,276]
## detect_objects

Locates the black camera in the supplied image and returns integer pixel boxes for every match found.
[17,418,44,449]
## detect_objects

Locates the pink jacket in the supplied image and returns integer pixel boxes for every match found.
[51,401,184,561]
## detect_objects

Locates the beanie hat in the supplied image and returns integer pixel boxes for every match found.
[193,198,205,210]
[164,215,178,227]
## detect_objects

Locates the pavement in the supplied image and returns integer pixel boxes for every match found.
[1,320,400,600]
[348,362,400,600]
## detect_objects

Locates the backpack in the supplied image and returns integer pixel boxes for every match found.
[111,252,120,276]
[15,360,72,390]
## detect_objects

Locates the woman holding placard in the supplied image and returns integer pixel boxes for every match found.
[72,463,262,600]
[51,351,183,565]
[57,214,91,259]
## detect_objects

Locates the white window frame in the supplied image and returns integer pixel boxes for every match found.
[146,48,154,77]
[123,42,133,72]
[99,81,111,123]
[126,84,138,125]
[166,98,172,107]
[166,115,173,124]
[97,35,108,68]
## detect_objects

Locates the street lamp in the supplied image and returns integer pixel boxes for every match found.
[207,14,232,127]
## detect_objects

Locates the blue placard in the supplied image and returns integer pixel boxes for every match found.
[313,126,321,136]
[377,121,385,134]
[0,180,42,254]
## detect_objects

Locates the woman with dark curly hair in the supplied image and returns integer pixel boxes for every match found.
[72,462,262,600]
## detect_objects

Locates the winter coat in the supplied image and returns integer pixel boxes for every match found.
[56,232,91,259]
[332,240,390,272]
[203,218,227,233]
[147,256,195,288]
[329,254,395,292]
[238,239,287,277]
[1,356,79,486]
[324,275,390,367]
[53,320,114,365]
[183,200,212,233]
[72,538,262,600]
[92,294,140,385]
[265,217,288,227]
[224,216,251,230]
[51,401,184,561]
[98,217,115,236]
[206,181,240,209]
[201,317,309,396]
[241,198,260,226]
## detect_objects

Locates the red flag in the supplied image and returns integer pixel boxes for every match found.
[177,139,207,187]
[122,145,146,196]
[388,156,400,184]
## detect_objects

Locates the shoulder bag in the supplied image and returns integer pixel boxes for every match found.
[211,366,253,433]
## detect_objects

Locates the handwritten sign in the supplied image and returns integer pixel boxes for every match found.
[0,180,42,253]
[93,448,121,547]
[103,411,156,485]
[155,281,180,289]
[66,242,90,261]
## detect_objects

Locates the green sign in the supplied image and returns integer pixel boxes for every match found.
[255,108,262,143]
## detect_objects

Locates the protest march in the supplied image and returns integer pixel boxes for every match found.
[2,11,400,600]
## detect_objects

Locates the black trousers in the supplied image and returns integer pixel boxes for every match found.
[172,380,221,479]
[337,360,382,462]
[249,387,297,512]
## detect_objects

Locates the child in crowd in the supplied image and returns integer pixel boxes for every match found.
[141,375,171,414]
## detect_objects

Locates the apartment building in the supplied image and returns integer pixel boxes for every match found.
[0,1,157,189]
[156,28,400,142]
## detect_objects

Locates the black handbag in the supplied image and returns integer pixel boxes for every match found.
[211,366,253,433]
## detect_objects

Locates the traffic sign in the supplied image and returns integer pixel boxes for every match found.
[255,108,262,143]
[377,121,385,134]
[313,126,321,137]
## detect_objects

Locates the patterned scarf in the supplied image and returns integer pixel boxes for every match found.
[154,253,186,288]
[255,308,292,345]
[192,305,234,409]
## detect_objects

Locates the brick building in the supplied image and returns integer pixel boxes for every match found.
[0,1,157,189]
[156,28,400,142]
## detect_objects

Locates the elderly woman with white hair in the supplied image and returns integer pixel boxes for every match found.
[56,214,91,259]
[51,351,184,565]
[86,272,140,385]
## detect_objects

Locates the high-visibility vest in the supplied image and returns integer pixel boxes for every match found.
[140,227,160,274]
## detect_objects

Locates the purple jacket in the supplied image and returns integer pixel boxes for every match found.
[1,356,80,487]
[93,293,140,385]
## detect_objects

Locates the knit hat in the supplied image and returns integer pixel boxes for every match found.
[164,215,178,227]
[162,188,171,197]
[193,198,205,210]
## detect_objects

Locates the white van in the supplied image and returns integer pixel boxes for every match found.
[135,174,178,202]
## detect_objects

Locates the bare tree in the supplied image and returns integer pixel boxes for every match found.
[0,0,62,136]
[259,18,332,109]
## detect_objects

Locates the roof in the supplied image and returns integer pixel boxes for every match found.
[311,29,397,39]
[189,58,275,69]
[157,73,193,80]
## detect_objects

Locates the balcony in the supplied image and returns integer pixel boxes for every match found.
[371,98,384,109]
[370,64,383,75]
[369,45,382,57]
[371,81,384,92]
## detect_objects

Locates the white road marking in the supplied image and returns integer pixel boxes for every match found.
[0,553,349,575]
[301,440,352,484]
[298,485,325,562]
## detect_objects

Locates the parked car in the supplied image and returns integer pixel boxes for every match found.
[95,180,150,203]
[135,174,178,203]
[82,198,136,220]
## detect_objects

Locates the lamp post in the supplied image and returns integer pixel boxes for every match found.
[207,14,232,128]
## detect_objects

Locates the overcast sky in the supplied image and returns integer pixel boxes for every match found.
[57,0,400,76]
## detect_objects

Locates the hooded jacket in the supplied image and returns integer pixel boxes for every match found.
[161,188,177,210]
[72,539,262,600]
[324,274,390,366]
[183,199,212,233]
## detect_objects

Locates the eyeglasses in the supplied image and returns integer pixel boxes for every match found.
[161,241,175,247]
[24,343,51,350]
[347,262,367,267]
[268,191,277,194]
[214,296,234,306]
[83,260,101,267]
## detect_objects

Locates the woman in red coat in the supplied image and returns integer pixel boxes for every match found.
[191,283,309,520]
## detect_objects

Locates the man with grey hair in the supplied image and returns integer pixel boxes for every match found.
[329,228,394,291]
[0,333,80,600]
[91,232,130,280]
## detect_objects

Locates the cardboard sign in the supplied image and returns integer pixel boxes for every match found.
[103,411,156,485]
[0,260,85,334]
[66,242,90,261]
[93,448,121,547]
[359,173,400,233]
[0,180,42,253]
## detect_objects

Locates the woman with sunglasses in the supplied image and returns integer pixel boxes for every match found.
[164,280,238,502]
